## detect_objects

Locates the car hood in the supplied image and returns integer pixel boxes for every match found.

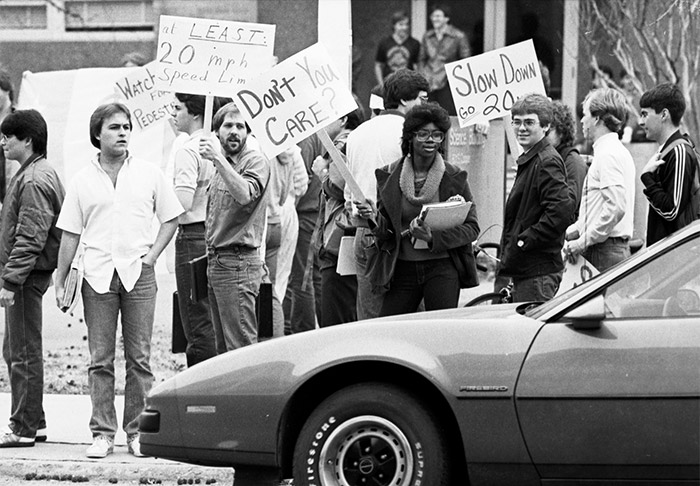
[150,304,541,401]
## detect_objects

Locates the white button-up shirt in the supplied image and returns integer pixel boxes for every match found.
[57,155,183,293]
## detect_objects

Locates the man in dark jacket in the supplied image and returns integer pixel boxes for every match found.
[639,83,698,245]
[498,94,572,302]
[0,109,65,447]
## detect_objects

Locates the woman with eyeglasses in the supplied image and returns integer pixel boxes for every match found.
[355,102,480,316]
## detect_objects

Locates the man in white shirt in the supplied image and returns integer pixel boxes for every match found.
[564,88,636,272]
[55,103,183,459]
[345,68,428,320]
[171,93,229,367]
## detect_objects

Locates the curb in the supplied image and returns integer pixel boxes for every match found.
[0,442,233,485]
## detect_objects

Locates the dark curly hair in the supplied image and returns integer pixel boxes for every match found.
[550,100,576,147]
[401,102,451,156]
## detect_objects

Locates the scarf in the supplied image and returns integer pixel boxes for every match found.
[399,152,445,205]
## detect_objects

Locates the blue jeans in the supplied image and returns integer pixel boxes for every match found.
[283,211,321,334]
[584,237,630,273]
[175,224,216,367]
[82,266,157,438]
[379,258,460,317]
[2,271,52,438]
[354,227,385,320]
[512,271,562,303]
[208,246,263,352]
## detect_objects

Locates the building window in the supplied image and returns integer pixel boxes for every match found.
[0,4,48,29]
[64,0,154,31]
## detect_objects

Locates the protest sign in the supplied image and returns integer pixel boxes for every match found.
[446,40,546,128]
[154,15,275,97]
[235,42,357,160]
[113,61,177,132]
[557,256,600,296]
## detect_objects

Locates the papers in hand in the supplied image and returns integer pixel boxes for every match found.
[413,199,472,249]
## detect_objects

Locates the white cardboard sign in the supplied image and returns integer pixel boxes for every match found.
[113,61,177,132]
[446,40,546,127]
[235,43,357,159]
[154,15,275,97]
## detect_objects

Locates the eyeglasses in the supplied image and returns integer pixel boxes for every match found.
[415,129,445,142]
[511,119,539,128]
[418,95,429,103]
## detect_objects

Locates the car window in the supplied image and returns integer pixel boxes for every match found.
[604,236,700,319]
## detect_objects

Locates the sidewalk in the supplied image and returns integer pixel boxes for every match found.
[0,392,234,485]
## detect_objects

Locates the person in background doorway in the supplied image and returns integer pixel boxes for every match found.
[418,3,471,116]
[0,109,64,447]
[375,10,421,86]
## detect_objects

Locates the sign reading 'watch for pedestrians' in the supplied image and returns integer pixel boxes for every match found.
[154,15,275,97]
[446,40,547,127]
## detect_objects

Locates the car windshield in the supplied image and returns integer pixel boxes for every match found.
[524,244,649,319]
[526,231,700,320]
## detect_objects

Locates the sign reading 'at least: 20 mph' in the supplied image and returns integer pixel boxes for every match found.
[154,15,275,97]
[446,40,546,127]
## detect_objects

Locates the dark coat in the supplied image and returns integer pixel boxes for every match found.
[370,156,480,292]
[0,155,65,292]
[499,137,572,278]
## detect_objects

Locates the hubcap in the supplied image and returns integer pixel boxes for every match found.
[318,415,413,486]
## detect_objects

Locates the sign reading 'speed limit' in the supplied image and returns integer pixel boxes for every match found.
[154,15,275,97]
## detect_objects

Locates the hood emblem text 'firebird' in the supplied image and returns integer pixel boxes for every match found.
[459,386,509,392]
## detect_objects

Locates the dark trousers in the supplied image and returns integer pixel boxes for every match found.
[3,271,52,438]
[283,211,322,334]
[379,258,460,317]
[320,264,357,327]
[175,224,216,367]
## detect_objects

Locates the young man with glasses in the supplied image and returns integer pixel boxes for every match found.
[497,93,572,302]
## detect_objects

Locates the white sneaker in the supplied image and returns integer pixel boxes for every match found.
[127,434,146,457]
[86,435,114,458]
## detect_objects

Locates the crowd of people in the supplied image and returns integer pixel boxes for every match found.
[0,4,698,465]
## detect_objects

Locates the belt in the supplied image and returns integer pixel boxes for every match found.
[179,222,205,232]
[212,244,256,253]
[606,236,629,244]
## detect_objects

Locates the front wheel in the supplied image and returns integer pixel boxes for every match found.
[293,383,451,486]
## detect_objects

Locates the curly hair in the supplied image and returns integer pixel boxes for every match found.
[401,102,451,156]
[583,88,630,133]
[550,100,576,147]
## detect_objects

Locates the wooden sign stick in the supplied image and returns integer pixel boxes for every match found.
[203,95,214,136]
[503,112,523,160]
[316,129,366,202]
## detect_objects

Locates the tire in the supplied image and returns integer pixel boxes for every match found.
[464,292,504,306]
[293,383,451,486]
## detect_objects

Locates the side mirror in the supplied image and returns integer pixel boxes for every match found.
[563,294,605,330]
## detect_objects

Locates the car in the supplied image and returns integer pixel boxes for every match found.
[139,222,700,485]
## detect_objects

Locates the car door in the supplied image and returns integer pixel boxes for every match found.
[515,236,700,482]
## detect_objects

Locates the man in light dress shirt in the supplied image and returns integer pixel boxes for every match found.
[564,88,636,272]
[55,103,183,459]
